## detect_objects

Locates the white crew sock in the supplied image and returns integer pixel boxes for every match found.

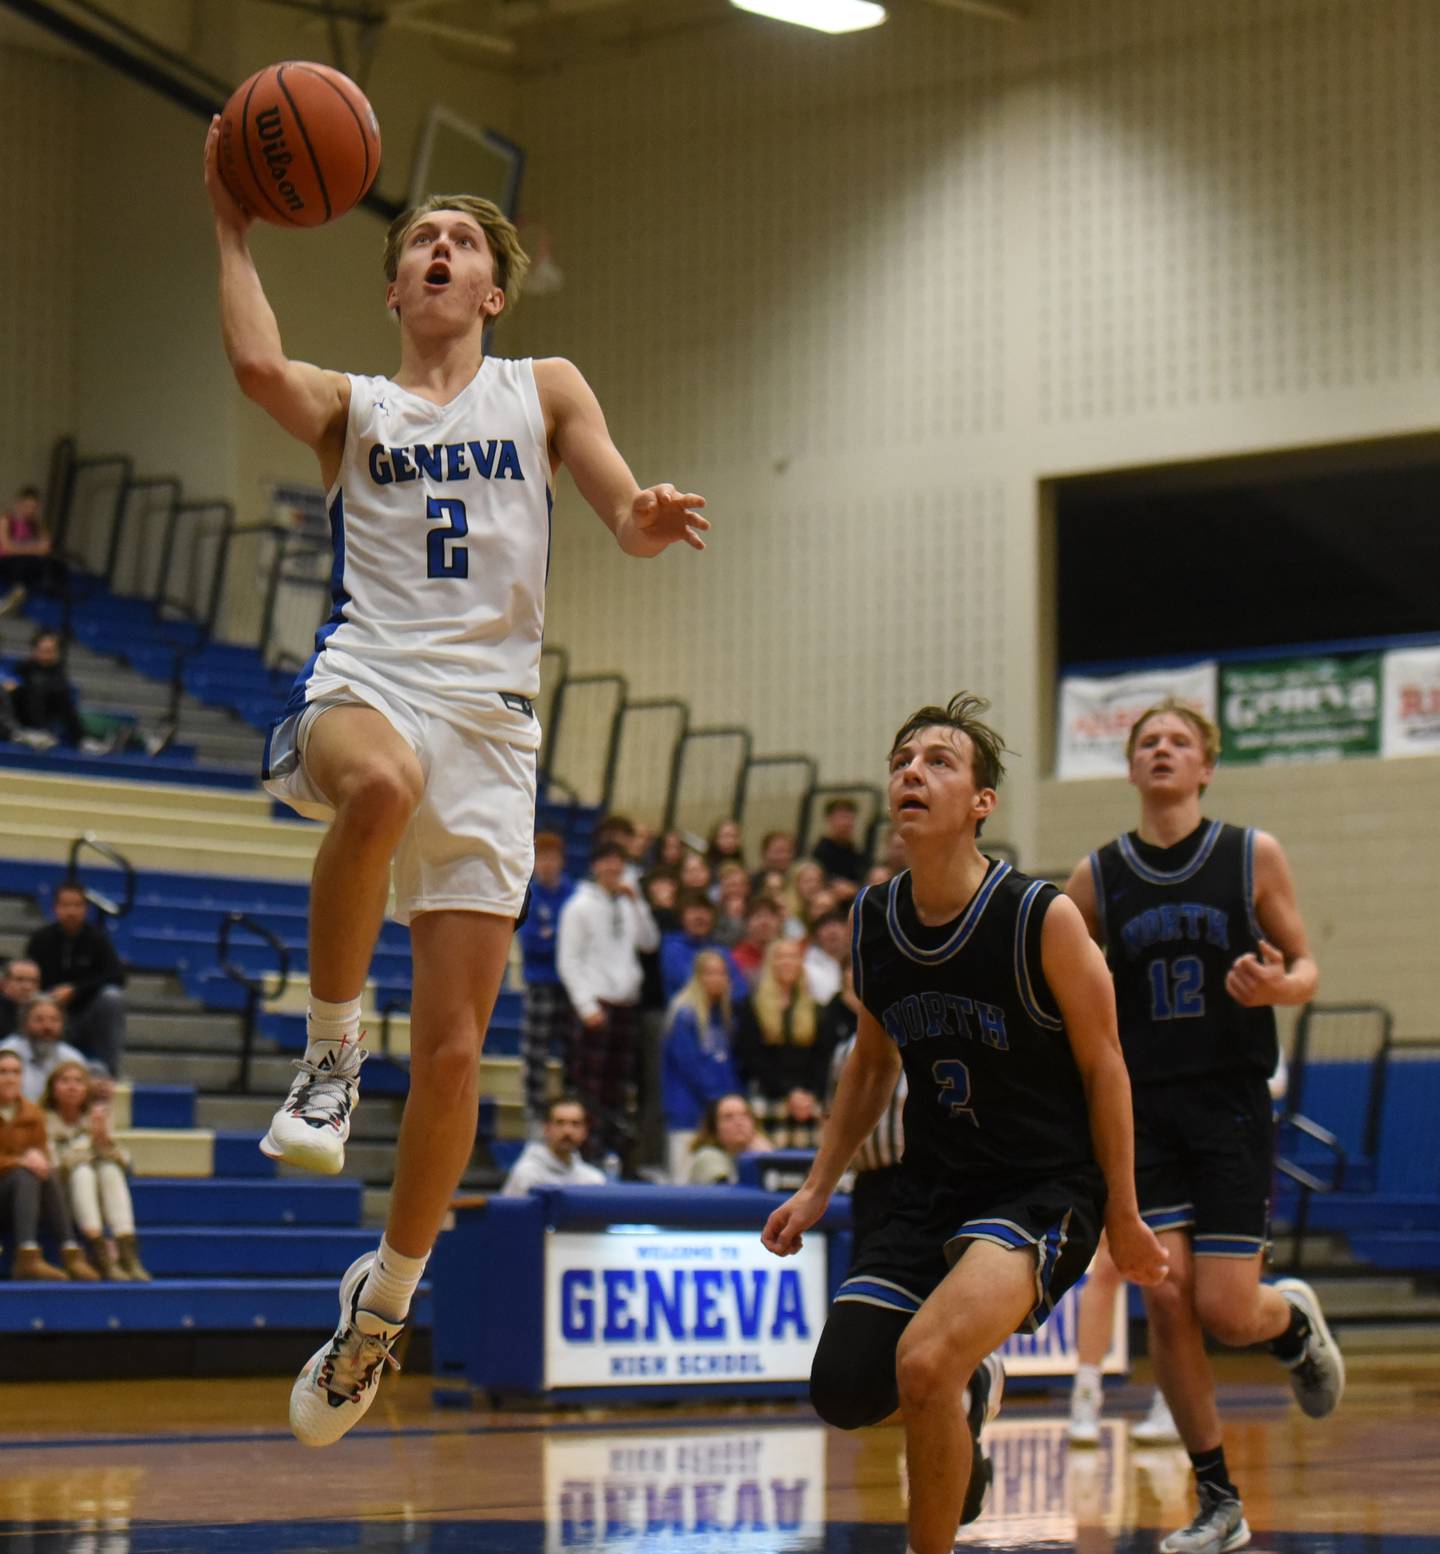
[1074,1361,1102,1393]
[360,1236,429,1323]
[307,994,363,1049]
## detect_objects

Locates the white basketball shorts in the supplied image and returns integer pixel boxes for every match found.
[262,668,537,924]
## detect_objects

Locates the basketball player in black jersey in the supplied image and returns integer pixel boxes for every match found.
[1066,697,1344,1554]
[763,693,1167,1554]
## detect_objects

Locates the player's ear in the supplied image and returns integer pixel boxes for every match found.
[385,281,400,318]
[483,285,506,321]
[973,788,997,821]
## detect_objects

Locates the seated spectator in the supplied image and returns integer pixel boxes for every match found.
[0,957,41,1039]
[749,831,796,894]
[659,892,746,1004]
[677,849,712,897]
[0,1049,96,1281]
[0,996,102,1101]
[713,864,751,946]
[500,1096,607,1195]
[661,951,744,1182]
[789,859,828,920]
[26,881,127,1077]
[706,818,746,872]
[641,869,680,934]
[811,796,866,885]
[43,1061,150,1281]
[802,907,849,1006]
[652,830,686,872]
[736,938,832,1149]
[517,832,576,1131]
[730,896,783,986]
[687,1093,773,1186]
[4,628,85,749]
[0,485,62,615]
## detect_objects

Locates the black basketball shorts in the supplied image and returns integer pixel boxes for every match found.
[1133,1069,1274,1258]
[833,1165,1105,1335]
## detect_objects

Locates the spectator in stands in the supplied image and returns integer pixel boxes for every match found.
[713,865,751,946]
[865,862,895,888]
[686,1093,773,1185]
[661,951,744,1181]
[0,957,41,1039]
[802,906,849,1006]
[26,881,126,1078]
[736,938,831,1149]
[43,1060,150,1281]
[811,796,866,885]
[0,996,103,1101]
[0,1049,96,1281]
[641,869,680,934]
[659,892,746,1005]
[0,486,60,616]
[4,628,85,749]
[790,859,828,918]
[556,840,659,1166]
[706,818,746,872]
[730,895,783,987]
[593,814,643,884]
[653,830,686,872]
[750,831,796,893]
[677,849,712,897]
[517,832,576,1130]
[499,1096,607,1195]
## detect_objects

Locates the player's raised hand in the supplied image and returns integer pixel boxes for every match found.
[631,484,709,552]
[1226,939,1287,1007]
[1106,1212,1169,1287]
[203,115,253,235]
[761,1186,827,1257]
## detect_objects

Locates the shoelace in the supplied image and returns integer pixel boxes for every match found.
[286,1051,367,1122]
[321,1323,402,1404]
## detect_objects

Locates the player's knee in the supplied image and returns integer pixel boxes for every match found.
[1193,1291,1254,1348]
[810,1355,894,1430]
[1143,1270,1193,1330]
[334,761,422,837]
[895,1331,958,1413]
[408,1031,480,1096]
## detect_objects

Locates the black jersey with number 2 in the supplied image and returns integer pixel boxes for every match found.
[851,860,1096,1186]
[1090,819,1277,1085]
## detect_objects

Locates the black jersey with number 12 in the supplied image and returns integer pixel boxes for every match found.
[852,861,1096,1187]
[1090,819,1277,1085]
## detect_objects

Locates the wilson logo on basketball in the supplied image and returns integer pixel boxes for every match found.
[254,107,305,215]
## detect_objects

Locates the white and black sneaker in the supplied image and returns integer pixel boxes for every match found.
[1160,1481,1250,1554]
[960,1352,1006,1525]
[1273,1277,1345,1418]
[260,1032,367,1175]
[290,1252,404,1447]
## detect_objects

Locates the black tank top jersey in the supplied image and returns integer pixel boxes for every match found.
[1090,819,1277,1085]
[851,860,1097,1187]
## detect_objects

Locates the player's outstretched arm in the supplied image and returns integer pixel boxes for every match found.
[203,118,349,462]
[535,358,709,557]
[761,1005,899,1257]
[1042,894,1168,1287]
[1226,831,1319,1008]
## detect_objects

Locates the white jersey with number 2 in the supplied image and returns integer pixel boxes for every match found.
[296,357,551,749]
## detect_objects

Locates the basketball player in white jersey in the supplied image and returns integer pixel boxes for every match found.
[204,121,707,1445]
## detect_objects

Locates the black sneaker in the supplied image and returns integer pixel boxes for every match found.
[959,1353,1005,1525]
[1273,1277,1345,1418]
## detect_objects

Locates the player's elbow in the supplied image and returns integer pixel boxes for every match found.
[231,354,288,403]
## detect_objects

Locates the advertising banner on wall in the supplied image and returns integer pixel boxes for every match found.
[1381,646,1440,758]
[543,1229,829,1389]
[1220,653,1381,763]
[1057,661,1218,780]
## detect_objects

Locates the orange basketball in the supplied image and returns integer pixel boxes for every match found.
[218,61,381,228]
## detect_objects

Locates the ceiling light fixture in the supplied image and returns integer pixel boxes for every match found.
[730,0,888,36]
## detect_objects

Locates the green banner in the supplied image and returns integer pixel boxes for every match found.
[1220,653,1381,764]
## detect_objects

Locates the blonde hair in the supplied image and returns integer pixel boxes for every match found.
[752,940,817,1048]
[1125,696,1222,766]
[42,1059,92,1115]
[382,195,530,314]
[668,949,734,1033]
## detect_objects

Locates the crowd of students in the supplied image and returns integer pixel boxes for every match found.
[507,802,901,1189]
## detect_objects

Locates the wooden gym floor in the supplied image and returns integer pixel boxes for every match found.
[1,1354,1438,1551]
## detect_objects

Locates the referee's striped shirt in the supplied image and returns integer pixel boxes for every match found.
[827,1032,906,1173]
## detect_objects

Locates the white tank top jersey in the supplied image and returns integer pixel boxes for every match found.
[301,357,552,749]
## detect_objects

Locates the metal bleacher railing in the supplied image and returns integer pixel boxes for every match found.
[45,434,888,856]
